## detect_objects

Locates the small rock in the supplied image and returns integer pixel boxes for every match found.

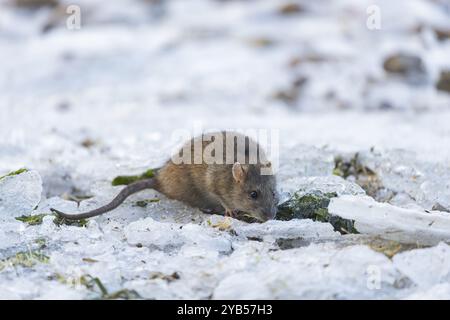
[278,3,304,15]
[81,138,96,149]
[56,101,71,112]
[272,76,308,105]
[434,28,450,41]
[383,53,427,81]
[288,54,327,68]
[13,0,59,9]
[433,203,450,213]
[436,71,450,93]
[247,37,276,48]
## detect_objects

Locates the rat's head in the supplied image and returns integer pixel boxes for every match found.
[230,162,279,222]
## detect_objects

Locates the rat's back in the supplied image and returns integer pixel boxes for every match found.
[154,131,267,211]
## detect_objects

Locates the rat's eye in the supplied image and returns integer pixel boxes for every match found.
[250,191,258,199]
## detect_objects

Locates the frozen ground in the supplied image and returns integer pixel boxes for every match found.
[1,0,450,299]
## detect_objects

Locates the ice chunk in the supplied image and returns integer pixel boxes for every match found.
[179,224,232,254]
[329,195,450,245]
[124,218,185,249]
[124,217,232,253]
[0,170,42,220]
[213,272,271,300]
[279,175,365,204]
[214,244,400,299]
[0,221,24,250]
[393,243,450,287]
[405,283,450,300]
[233,219,339,242]
[355,149,450,210]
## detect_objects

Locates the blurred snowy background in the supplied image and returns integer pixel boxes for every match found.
[1,0,450,299]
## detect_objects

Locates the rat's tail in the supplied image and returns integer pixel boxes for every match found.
[50,178,156,220]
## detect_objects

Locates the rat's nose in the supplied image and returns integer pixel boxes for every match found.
[264,207,277,220]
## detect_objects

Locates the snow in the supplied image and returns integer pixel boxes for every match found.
[1,0,450,299]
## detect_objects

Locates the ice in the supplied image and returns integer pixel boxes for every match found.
[405,284,450,300]
[393,243,450,288]
[213,244,401,299]
[329,195,450,245]
[233,219,339,242]
[124,217,232,254]
[214,272,271,300]
[0,170,43,220]
[279,175,365,203]
[355,149,450,210]
[36,283,87,300]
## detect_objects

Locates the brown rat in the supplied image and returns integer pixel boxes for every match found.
[51,131,279,222]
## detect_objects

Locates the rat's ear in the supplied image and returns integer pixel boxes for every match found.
[232,162,246,183]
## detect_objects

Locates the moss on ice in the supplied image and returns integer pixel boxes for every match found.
[111,169,155,186]
[0,168,28,181]
[0,250,49,271]
[277,190,358,234]
[15,214,49,226]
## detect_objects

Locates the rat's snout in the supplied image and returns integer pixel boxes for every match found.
[262,206,277,221]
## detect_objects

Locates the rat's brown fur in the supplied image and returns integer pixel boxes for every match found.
[51,131,278,221]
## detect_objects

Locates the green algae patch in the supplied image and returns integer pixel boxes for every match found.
[0,250,49,271]
[16,214,49,226]
[0,168,28,181]
[112,169,155,186]
[103,289,142,300]
[53,215,88,227]
[133,198,160,208]
[277,190,358,234]
[15,213,88,227]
